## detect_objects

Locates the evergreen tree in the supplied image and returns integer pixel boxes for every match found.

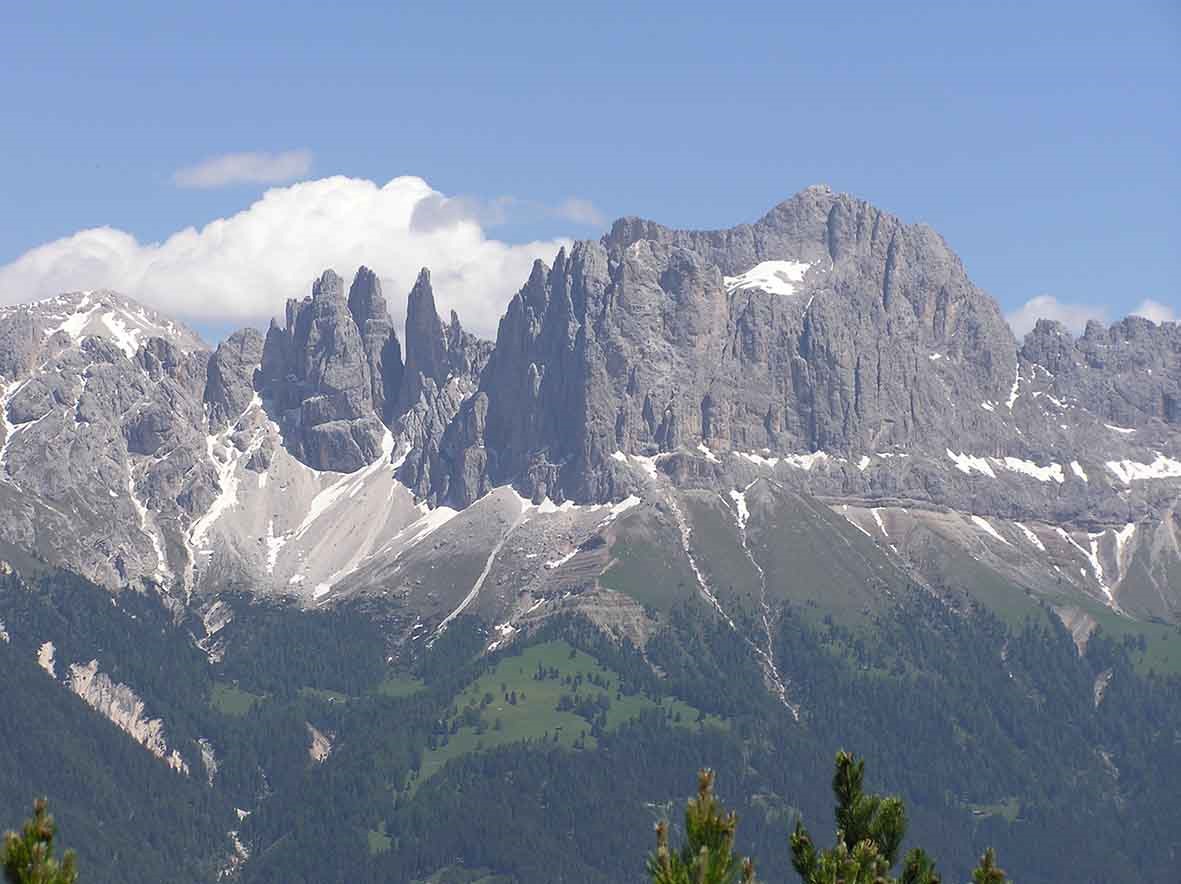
[647,769,756,884]
[791,751,941,884]
[2,799,78,884]
[971,849,1006,884]
[650,755,1010,884]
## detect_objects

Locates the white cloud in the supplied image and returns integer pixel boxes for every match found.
[551,197,606,227]
[1130,298,1178,325]
[0,175,571,339]
[173,149,314,189]
[1006,295,1107,337]
[1007,294,1179,338]
[410,193,606,231]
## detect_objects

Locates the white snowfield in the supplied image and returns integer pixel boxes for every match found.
[970,515,1009,545]
[35,290,204,356]
[946,450,996,478]
[1018,523,1047,552]
[1105,454,1181,484]
[723,260,812,297]
[947,450,1079,484]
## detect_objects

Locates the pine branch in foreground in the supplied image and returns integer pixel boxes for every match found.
[2,799,78,884]
[651,752,1010,884]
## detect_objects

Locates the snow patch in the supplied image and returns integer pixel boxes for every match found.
[1104,424,1136,435]
[0,380,32,478]
[190,433,245,548]
[1106,454,1181,483]
[738,449,827,470]
[544,549,577,570]
[598,495,641,527]
[856,455,871,472]
[947,450,996,478]
[0,620,7,643]
[723,260,811,297]
[1055,528,1115,606]
[432,503,530,640]
[127,471,173,582]
[1070,460,1088,482]
[729,489,750,532]
[1006,368,1021,409]
[612,450,669,480]
[100,311,143,358]
[782,451,829,470]
[396,503,460,551]
[1001,457,1064,484]
[970,515,1009,545]
[840,507,873,538]
[1018,524,1046,552]
[872,509,888,537]
[1114,523,1137,566]
[737,451,780,469]
[265,518,286,575]
[696,442,719,463]
[49,295,100,341]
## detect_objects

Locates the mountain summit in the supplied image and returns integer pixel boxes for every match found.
[0,188,1178,636]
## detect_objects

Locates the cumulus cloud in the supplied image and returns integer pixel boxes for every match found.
[1006,295,1108,337]
[0,175,571,339]
[1130,298,1178,325]
[410,193,606,232]
[552,197,606,227]
[1007,294,1179,338]
[173,149,314,188]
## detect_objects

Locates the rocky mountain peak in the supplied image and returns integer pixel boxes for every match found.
[1,188,1178,628]
[312,269,345,303]
[346,266,385,324]
[347,266,403,424]
[260,269,386,472]
[399,268,449,411]
[205,328,265,431]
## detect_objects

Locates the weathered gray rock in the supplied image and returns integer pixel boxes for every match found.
[1021,315,1181,427]
[347,266,403,424]
[428,189,1018,507]
[258,270,386,471]
[391,269,493,501]
[0,189,1177,627]
[205,328,264,431]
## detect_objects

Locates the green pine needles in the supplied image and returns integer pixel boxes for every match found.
[650,752,1009,884]
[791,751,940,884]
[647,769,756,884]
[2,799,78,884]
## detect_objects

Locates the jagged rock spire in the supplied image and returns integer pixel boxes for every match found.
[348,266,403,424]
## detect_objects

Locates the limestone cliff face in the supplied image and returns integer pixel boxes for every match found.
[205,328,265,432]
[0,188,1178,624]
[429,187,1020,507]
[347,266,403,425]
[393,269,493,502]
[67,658,189,774]
[258,270,387,472]
[1020,316,1181,426]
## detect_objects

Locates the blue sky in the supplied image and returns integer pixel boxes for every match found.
[1,0,1177,341]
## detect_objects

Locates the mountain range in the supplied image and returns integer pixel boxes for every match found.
[1,186,1179,883]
